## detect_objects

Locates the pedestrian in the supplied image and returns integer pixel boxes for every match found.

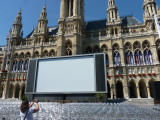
[20,99,39,120]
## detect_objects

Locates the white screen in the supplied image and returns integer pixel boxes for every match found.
[36,56,96,93]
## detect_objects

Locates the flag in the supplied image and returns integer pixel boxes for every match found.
[154,14,160,38]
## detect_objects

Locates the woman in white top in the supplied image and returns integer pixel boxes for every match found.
[20,99,39,120]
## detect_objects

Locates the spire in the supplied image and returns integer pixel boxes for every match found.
[35,5,48,34]
[15,9,22,24]
[12,9,22,38]
[143,0,158,21]
[39,5,47,20]
[107,0,120,24]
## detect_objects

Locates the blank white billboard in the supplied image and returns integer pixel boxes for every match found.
[36,56,96,93]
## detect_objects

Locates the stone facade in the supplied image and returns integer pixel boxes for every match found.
[0,0,160,99]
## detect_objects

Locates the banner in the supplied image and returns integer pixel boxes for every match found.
[154,14,160,38]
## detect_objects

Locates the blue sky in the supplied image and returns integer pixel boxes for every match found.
[0,0,160,46]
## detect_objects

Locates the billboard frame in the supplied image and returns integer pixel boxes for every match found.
[25,53,107,95]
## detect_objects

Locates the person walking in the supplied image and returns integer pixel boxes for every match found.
[20,99,39,120]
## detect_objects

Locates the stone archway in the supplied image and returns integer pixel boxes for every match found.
[158,49,160,62]
[15,85,20,98]
[8,84,14,98]
[149,80,155,98]
[116,81,124,98]
[0,85,4,98]
[139,80,148,98]
[107,82,111,98]
[21,85,25,97]
[129,81,137,98]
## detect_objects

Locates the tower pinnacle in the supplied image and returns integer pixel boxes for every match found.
[12,9,22,38]
[107,0,120,23]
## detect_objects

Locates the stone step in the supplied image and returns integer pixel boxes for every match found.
[0,98,21,102]
[128,98,154,105]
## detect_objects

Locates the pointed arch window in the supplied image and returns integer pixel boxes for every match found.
[25,52,31,58]
[144,50,153,65]
[113,52,121,66]
[134,50,143,65]
[24,59,29,71]
[49,49,56,57]
[125,51,134,65]
[156,39,160,62]
[34,51,39,58]
[65,41,72,56]
[43,50,48,58]
[18,60,24,72]
[12,60,18,72]
[105,54,109,66]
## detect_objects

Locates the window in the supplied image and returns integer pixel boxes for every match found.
[131,68,135,74]
[151,67,154,73]
[137,68,141,74]
[115,69,119,75]
[141,68,145,73]
[128,68,131,74]
[147,67,151,73]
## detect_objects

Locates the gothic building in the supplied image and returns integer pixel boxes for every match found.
[0,0,160,99]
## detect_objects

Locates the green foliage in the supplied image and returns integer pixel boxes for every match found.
[21,95,28,101]
[96,93,105,102]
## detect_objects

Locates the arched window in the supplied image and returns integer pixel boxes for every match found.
[124,42,132,50]
[101,44,108,52]
[105,54,109,66]
[65,41,72,56]
[156,39,160,62]
[144,50,153,65]
[34,51,39,58]
[12,60,18,72]
[158,49,160,62]
[14,53,19,59]
[24,59,29,71]
[18,60,24,72]
[19,53,24,59]
[142,40,150,49]
[134,50,143,65]
[101,44,109,66]
[25,52,31,58]
[125,51,134,65]
[43,50,48,57]
[113,52,121,65]
[113,43,120,66]
[133,41,141,50]
[49,49,55,57]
